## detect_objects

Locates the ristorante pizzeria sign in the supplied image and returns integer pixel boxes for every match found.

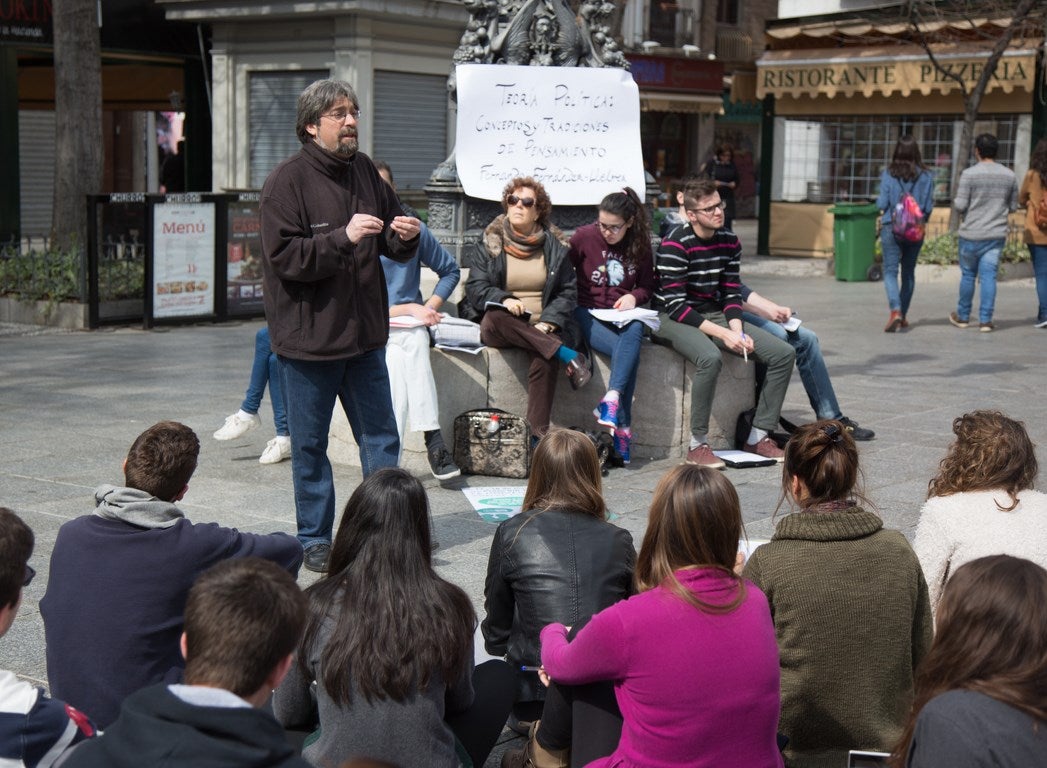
[757,46,1036,99]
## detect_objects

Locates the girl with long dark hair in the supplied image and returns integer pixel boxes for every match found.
[567,187,656,463]
[274,468,514,768]
[743,420,933,767]
[1019,137,1047,327]
[515,465,783,768]
[482,429,634,735]
[891,555,1047,767]
[876,135,935,332]
[913,410,1047,614]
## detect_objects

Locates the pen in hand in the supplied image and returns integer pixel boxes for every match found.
[520,665,542,672]
[741,333,748,363]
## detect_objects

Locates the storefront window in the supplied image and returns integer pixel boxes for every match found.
[774,114,1019,205]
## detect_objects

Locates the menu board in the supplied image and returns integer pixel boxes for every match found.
[151,198,216,319]
[226,194,264,315]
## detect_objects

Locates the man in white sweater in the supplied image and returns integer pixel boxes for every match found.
[948,133,1018,332]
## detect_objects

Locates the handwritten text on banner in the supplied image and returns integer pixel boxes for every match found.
[455,64,645,205]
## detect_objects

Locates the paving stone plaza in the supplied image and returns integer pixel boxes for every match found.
[2,234,1044,764]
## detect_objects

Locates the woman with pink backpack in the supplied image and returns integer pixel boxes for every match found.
[876,135,936,333]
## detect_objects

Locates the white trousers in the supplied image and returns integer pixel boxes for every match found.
[385,326,441,447]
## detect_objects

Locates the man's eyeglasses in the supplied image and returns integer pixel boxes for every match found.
[320,108,362,123]
[506,195,536,208]
[597,221,626,236]
[23,564,35,587]
[687,201,727,216]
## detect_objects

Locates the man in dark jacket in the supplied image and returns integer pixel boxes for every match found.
[40,422,304,729]
[63,558,311,768]
[260,79,420,573]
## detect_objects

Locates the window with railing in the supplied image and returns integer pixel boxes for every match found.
[773,114,1019,204]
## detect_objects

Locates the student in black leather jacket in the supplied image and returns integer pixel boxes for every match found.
[482,429,636,725]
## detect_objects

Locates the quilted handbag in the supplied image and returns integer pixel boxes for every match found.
[453,408,532,478]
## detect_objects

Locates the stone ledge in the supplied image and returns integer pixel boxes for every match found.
[329,342,756,471]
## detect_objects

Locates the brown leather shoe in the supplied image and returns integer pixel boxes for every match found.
[744,436,785,462]
[884,311,902,333]
[501,721,569,768]
[565,353,592,390]
[685,443,726,470]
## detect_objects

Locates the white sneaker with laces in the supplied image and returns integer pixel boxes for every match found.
[259,436,292,465]
[213,410,260,441]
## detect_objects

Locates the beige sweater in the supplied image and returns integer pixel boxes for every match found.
[743,507,933,768]
[913,488,1047,614]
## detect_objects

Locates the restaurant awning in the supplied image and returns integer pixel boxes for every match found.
[756,42,1037,100]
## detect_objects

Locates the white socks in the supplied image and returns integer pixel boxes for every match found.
[747,427,768,445]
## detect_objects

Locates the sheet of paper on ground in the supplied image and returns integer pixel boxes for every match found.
[462,485,527,523]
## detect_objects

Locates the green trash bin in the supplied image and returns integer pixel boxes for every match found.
[828,202,880,282]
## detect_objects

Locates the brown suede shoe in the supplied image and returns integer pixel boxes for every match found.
[744,436,785,462]
[685,443,726,470]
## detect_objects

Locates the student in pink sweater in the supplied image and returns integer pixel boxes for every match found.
[530,465,783,768]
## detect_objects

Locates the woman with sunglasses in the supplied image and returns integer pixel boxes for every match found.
[567,188,655,463]
[743,420,933,767]
[463,177,592,440]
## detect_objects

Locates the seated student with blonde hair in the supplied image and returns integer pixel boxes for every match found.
[40,421,303,729]
[63,558,311,768]
[913,410,1047,614]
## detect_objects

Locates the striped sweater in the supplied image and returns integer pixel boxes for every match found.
[654,223,743,324]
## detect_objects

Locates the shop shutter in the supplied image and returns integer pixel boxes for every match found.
[18,111,56,240]
[372,71,448,191]
[249,70,328,189]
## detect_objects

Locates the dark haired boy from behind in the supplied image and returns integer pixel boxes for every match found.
[63,558,311,768]
[40,421,304,729]
[0,507,95,766]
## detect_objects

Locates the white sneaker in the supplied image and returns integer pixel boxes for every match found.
[259,436,292,465]
[213,410,260,441]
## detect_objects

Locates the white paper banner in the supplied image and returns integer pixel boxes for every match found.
[455,64,645,206]
[152,202,216,319]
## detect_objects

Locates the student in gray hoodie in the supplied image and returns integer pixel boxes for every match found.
[40,421,303,729]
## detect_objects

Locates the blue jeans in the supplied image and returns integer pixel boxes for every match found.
[880,228,923,316]
[242,327,288,436]
[956,238,1004,324]
[573,307,643,427]
[1030,243,1047,323]
[279,349,400,548]
[742,311,842,421]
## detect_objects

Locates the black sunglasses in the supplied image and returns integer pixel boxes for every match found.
[506,194,536,208]
[24,564,35,587]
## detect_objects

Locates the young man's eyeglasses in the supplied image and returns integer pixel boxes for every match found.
[597,221,626,235]
[23,564,35,587]
[320,108,362,123]
[506,195,536,208]
[687,201,727,216]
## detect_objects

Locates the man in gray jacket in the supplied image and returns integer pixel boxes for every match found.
[948,133,1018,332]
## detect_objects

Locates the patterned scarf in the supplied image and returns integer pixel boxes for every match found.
[802,499,858,514]
[501,216,547,260]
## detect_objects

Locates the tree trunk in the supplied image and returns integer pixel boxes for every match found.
[51,0,103,254]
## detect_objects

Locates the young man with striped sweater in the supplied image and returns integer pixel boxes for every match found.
[653,178,795,467]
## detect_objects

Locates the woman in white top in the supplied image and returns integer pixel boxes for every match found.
[913,410,1047,613]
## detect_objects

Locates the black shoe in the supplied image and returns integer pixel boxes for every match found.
[427,446,461,480]
[839,416,875,441]
[303,542,331,573]
[566,353,592,390]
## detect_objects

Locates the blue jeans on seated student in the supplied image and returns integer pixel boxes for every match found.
[957,237,1004,324]
[741,311,842,421]
[279,349,400,548]
[880,228,923,317]
[573,307,643,427]
[243,327,288,436]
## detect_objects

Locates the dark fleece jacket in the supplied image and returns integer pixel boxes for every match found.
[260,142,418,360]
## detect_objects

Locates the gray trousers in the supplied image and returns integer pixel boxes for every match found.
[654,311,795,437]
